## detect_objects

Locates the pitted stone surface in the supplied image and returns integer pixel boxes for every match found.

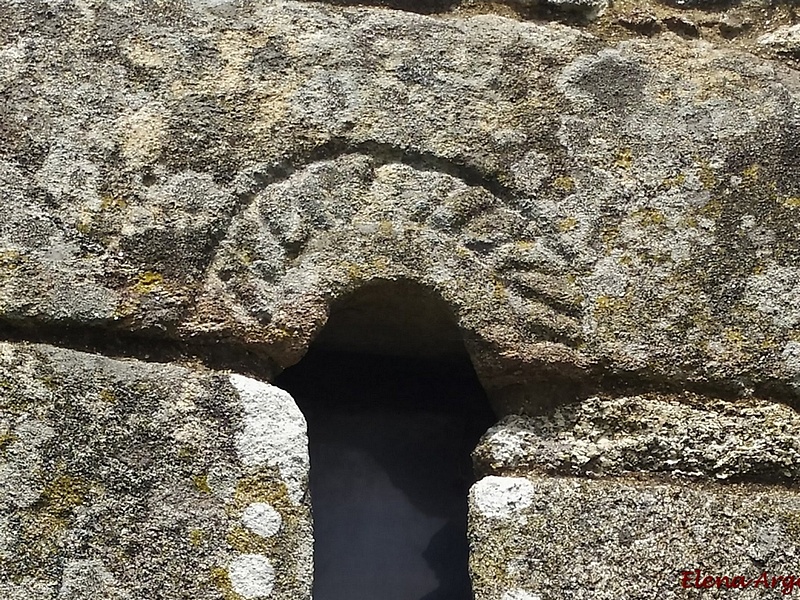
[759,24,800,58]
[0,0,797,409]
[469,474,800,600]
[502,591,542,600]
[2,1,800,597]
[475,394,800,482]
[0,342,311,600]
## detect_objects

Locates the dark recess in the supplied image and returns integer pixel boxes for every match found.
[275,280,496,600]
[277,349,495,600]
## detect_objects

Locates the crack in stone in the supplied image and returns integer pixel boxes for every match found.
[0,319,280,381]
[0,317,796,409]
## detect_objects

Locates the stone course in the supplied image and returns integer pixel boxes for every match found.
[1,0,799,597]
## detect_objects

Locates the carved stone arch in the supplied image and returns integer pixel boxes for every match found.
[197,154,590,415]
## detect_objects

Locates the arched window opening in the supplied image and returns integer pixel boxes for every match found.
[276,280,496,600]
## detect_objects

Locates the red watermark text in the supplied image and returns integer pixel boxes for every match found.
[682,570,800,595]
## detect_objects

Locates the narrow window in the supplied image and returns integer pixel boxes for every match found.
[276,280,495,600]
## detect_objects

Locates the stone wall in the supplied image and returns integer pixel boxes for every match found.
[1,0,799,598]
[0,342,311,599]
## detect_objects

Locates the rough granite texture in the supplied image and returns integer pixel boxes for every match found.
[2,0,800,598]
[0,342,312,600]
[0,0,798,410]
[475,393,800,483]
[469,474,800,600]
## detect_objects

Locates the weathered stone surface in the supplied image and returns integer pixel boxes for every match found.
[3,0,800,596]
[475,393,800,483]
[759,24,800,59]
[0,0,798,411]
[469,474,800,600]
[0,341,311,600]
[471,394,800,598]
[535,0,608,19]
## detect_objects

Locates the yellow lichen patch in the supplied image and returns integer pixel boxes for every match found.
[132,271,164,294]
[189,528,206,548]
[210,566,244,600]
[19,510,68,560]
[234,474,290,510]
[723,327,745,352]
[768,181,778,194]
[697,160,716,190]
[266,327,292,343]
[680,214,699,229]
[100,195,128,211]
[552,175,575,192]
[657,88,674,103]
[238,250,254,265]
[232,471,308,530]
[345,262,363,281]
[75,215,93,234]
[41,374,60,390]
[781,196,800,209]
[99,389,117,403]
[634,208,666,227]
[742,163,761,182]
[0,249,22,270]
[113,297,138,321]
[41,474,91,515]
[370,256,390,272]
[689,309,712,333]
[343,256,394,281]
[177,446,196,461]
[760,337,778,350]
[193,474,212,494]
[454,245,472,259]
[662,173,686,188]
[492,280,507,301]
[593,294,630,320]
[600,225,619,253]
[614,147,633,170]
[698,197,723,220]
[558,216,578,232]
[0,430,17,453]
[643,250,671,265]
[228,471,307,593]
[595,295,613,311]
[226,525,271,555]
